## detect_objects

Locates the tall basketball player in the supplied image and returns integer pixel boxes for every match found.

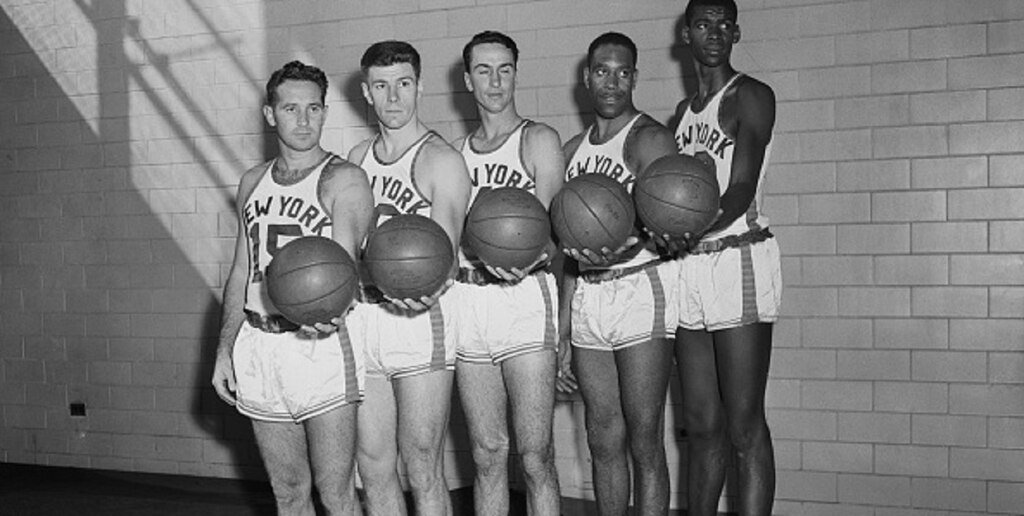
[561,32,680,516]
[346,40,472,516]
[212,60,374,515]
[452,31,564,516]
[670,1,782,514]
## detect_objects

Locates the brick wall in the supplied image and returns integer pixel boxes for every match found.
[2,0,1022,513]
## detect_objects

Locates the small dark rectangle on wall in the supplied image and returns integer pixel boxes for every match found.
[69,402,86,417]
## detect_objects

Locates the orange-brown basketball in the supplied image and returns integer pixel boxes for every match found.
[635,154,720,239]
[549,173,635,253]
[464,187,551,270]
[363,214,454,300]
[266,236,358,326]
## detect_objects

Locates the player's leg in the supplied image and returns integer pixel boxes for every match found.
[305,403,361,515]
[574,346,629,515]
[616,339,673,516]
[356,376,406,516]
[456,360,511,516]
[395,369,454,516]
[675,327,728,516]
[715,323,775,516]
[504,350,559,515]
[252,420,315,515]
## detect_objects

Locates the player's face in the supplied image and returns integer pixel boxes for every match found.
[465,43,517,115]
[362,62,422,130]
[264,79,327,152]
[682,5,740,68]
[584,44,637,120]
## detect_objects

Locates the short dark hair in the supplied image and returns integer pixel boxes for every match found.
[361,40,421,78]
[586,32,638,68]
[683,0,739,26]
[462,31,519,73]
[265,60,327,107]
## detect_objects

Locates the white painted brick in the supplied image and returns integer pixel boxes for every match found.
[802,380,872,411]
[802,257,872,285]
[911,477,987,511]
[838,349,910,380]
[876,382,948,413]
[876,444,948,477]
[872,126,948,159]
[777,99,835,132]
[875,255,949,286]
[768,409,837,440]
[910,24,986,59]
[911,156,987,189]
[838,287,911,317]
[950,188,1024,220]
[875,319,949,350]
[991,155,1024,187]
[991,287,1024,318]
[766,163,836,194]
[776,469,837,502]
[949,54,1024,89]
[912,414,986,447]
[990,417,1024,449]
[773,225,837,255]
[836,29,908,65]
[991,352,1024,384]
[797,66,872,100]
[951,447,1024,482]
[911,351,987,382]
[741,36,837,71]
[989,19,1024,53]
[988,88,1024,122]
[838,473,911,506]
[950,121,1024,155]
[837,224,911,255]
[837,159,910,192]
[951,319,1024,351]
[951,254,1024,285]
[839,412,911,443]
[912,287,988,318]
[951,384,1024,416]
[803,318,873,349]
[798,129,873,162]
[872,60,947,94]
[803,441,873,473]
[911,222,988,254]
[772,348,837,379]
[989,481,1024,515]
[835,95,908,128]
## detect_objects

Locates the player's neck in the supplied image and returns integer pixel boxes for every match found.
[592,107,639,143]
[476,108,522,143]
[275,146,328,177]
[377,119,429,160]
[694,64,738,106]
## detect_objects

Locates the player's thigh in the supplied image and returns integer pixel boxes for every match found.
[503,350,556,450]
[574,347,623,427]
[252,419,311,486]
[456,361,509,448]
[357,376,398,465]
[714,323,773,425]
[305,403,359,483]
[675,328,723,430]
[395,370,454,450]
[615,339,673,430]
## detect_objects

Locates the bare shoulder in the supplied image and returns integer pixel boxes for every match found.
[634,114,673,138]
[322,155,369,186]
[731,75,775,111]
[562,130,585,158]
[237,161,269,205]
[347,138,373,164]
[417,134,469,176]
[523,121,563,148]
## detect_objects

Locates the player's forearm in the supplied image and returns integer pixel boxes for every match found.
[216,271,247,356]
[710,182,755,233]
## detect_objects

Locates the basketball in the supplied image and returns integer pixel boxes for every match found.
[266,236,358,326]
[464,187,551,270]
[363,214,454,300]
[549,173,635,253]
[634,154,720,239]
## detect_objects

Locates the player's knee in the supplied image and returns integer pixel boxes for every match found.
[518,443,555,480]
[268,475,311,510]
[585,421,627,459]
[471,435,510,475]
[727,414,769,452]
[682,406,723,441]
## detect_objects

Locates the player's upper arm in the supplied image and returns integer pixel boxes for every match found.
[418,139,472,248]
[628,117,677,177]
[730,78,776,186]
[321,158,374,258]
[523,122,565,208]
[346,139,372,165]
[562,134,583,165]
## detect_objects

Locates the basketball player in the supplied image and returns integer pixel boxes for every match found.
[451,31,564,516]
[561,32,680,516]
[211,60,374,515]
[670,1,782,514]
[346,40,472,516]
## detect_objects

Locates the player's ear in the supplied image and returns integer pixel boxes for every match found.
[582,67,591,89]
[262,104,276,127]
[680,27,691,46]
[464,71,473,92]
[361,81,373,105]
[733,24,741,43]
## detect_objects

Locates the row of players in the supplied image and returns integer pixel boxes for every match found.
[211,1,780,515]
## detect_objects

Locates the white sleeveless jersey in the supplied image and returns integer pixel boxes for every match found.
[458,120,536,268]
[565,113,658,270]
[359,132,435,222]
[242,154,335,316]
[675,73,772,240]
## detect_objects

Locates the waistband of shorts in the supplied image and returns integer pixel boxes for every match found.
[579,258,666,284]
[245,309,300,333]
[692,227,773,255]
[456,265,546,286]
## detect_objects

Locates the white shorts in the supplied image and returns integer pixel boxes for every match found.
[454,272,558,364]
[233,321,364,423]
[678,237,782,331]
[348,295,457,380]
[571,260,679,352]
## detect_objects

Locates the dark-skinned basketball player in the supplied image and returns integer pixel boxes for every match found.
[662,1,783,514]
[346,40,472,516]
[561,32,680,516]
[450,31,564,516]
[212,60,374,515]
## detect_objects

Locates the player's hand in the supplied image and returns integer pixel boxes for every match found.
[555,336,578,394]
[562,236,640,267]
[485,252,550,283]
[648,208,723,257]
[211,350,237,406]
[389,278,454,312]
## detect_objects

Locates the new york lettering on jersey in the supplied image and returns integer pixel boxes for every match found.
[565,153,635,191]
[675,120,735,160]
[468,161,534,192]
[243,194,332,236]
[369,175,429,215]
